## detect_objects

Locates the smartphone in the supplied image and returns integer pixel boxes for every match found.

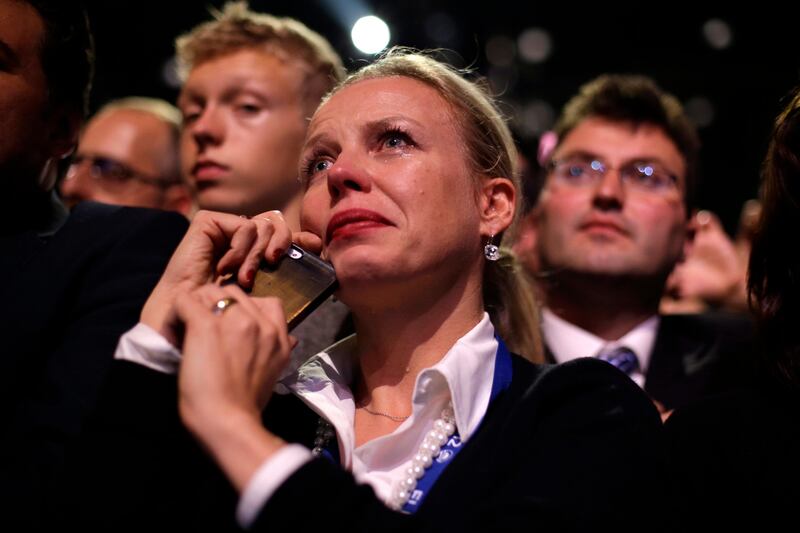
[242,244,338,330]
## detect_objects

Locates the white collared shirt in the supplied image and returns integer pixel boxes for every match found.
[541,308,659,388]
[114,313,500,528]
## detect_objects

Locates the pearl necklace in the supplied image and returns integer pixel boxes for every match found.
[310,401,457,511]
[389,401,456,510]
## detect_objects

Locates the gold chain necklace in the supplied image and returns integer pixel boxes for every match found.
[359,404,410,422]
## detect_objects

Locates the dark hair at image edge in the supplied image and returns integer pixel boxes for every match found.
[749,86,800,386]
[26,0,95,116]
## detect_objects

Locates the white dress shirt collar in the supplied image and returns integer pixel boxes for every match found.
[276,313,499,501]
[279,311,498,447]
[541,308,659,386]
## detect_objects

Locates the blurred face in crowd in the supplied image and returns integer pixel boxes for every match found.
[178,48,308,217]
[60,108,189,213]
[0,0,71,189]
[529,117,690,283]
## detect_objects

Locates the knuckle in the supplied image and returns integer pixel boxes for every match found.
[195,209,213,221]
[265,298,287,320]
[243,219,259,234]
[259,325,280,347]
[224,284,246,298]
[234,317,259,337]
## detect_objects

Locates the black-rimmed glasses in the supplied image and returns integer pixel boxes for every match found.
[65,155,177,189]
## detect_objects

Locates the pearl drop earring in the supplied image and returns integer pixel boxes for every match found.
[484,234,499,261]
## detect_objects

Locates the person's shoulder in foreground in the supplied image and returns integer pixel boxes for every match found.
[256,356,667,532]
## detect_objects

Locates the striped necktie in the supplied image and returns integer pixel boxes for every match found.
[596,346,639,375]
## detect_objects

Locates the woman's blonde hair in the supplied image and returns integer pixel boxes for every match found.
[328,48,542,361]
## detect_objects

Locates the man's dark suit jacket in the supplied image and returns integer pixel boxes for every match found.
[546,312,756,411]
[0,200,187,528]
[665,376,800,531]
[64,354,668,532]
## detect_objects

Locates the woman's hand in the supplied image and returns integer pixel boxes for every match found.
[173,283,294,491]
[141,209,293,343]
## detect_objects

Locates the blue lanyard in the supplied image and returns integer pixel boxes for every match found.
[318,337,514,513]
[401,336,513,513]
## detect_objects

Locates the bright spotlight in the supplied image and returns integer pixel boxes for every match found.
[351,15,390,54]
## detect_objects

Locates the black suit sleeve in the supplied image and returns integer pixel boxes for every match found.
[467,359,668,531]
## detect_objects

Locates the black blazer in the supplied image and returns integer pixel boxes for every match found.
[65,354,667,532]
[665,377,800,532]
[0,201,187,528]
[545,312,755,411]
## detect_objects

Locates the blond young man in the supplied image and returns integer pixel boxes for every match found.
[176,1,346,225]
[175,2,350,357]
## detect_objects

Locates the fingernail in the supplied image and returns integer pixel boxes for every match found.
[273,248,285,262]
[245,269,255,283]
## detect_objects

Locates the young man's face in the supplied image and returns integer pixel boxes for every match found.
[530,117,690,284]
[178,48,309,217]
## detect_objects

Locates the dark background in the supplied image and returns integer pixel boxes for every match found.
[84,1,800,232]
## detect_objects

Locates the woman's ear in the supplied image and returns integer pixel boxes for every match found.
[478,177,516,237]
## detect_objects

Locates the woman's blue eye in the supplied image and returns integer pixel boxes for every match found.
[385,135,405,147]
[381,129,413,149]
[314,160,331,172]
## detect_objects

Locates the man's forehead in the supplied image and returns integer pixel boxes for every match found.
[85,109,168,141]
[183,48,305,87]
[555,118,686,172]
[559,118,673,151]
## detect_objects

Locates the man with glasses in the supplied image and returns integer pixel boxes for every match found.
[60,97,192,215]
[516,74,752,416]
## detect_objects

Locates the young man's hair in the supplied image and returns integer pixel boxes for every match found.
[175,1,345,114]
[551,74,701,210]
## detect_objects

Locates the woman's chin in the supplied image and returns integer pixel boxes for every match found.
[330,246,399,279]
[333,263,410,308]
